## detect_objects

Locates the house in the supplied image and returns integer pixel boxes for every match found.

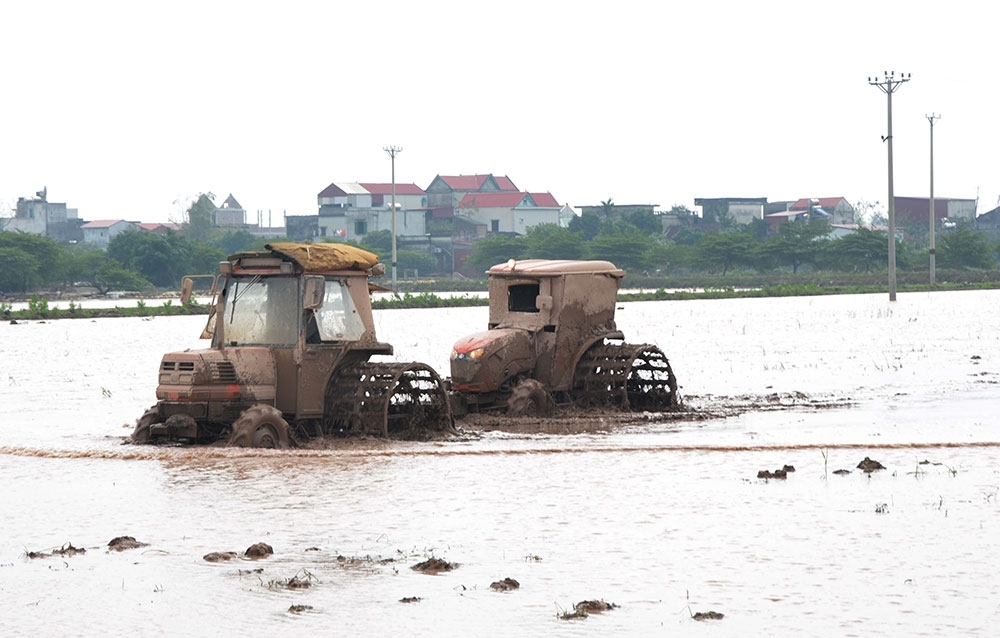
[424,174,519,220]
[137,222,182,234]
[694,197,768,225]
[82,220,137,248]
[316,182,428,242]
[455,191,561,235]
[214,194,246,227]
[788,197,855,225]
[4,188,83,243]
[894,196,976,227]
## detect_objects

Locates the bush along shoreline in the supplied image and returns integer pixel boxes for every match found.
[5,275,1000,322]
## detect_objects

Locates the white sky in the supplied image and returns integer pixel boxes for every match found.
[2,1,998,224]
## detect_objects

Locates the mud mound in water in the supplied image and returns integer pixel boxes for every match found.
[857,456,886,473]
[203,551,238,562]
[108,536,148,552]
[244,542,273,559]
[411,557,457,574]
[490,577,520,591]
[693,610,725,621]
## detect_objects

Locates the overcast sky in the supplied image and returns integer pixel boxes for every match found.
[2,1,998,225]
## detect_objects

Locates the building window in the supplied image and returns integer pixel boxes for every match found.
[355,220,367,235]
[320,227,326,237]
[491,219,500,233]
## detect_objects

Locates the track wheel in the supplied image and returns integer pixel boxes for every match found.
[574,342,679,411]
[131,405,159,444]
[325,362,453,439]
[228,404,291,448]
[506,379,555,417]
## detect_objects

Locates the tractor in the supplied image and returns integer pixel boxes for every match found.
[449,259,679,416]
[131,242,452,447]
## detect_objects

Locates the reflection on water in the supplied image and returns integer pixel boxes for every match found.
[2,290,999,635]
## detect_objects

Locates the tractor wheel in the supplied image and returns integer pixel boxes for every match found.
[573,343,679,411]
[227,404,291,449]
[506,379,555,417]
[131,405,159,444]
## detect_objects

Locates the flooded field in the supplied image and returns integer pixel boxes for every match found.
[1,290,998,635]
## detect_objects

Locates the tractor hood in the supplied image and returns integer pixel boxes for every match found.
[156,347,277,404]
[450,329,534,393]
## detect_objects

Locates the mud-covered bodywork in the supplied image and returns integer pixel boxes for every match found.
[449,259,678,414]
[133,243,453,446]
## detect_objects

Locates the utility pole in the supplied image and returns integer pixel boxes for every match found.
[869,71,910,302]
[383,145,402,289]
[926,113,940,285]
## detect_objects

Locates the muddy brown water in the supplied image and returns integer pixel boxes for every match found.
[1,290,999,635]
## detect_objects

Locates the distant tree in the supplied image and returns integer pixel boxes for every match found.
[671,226,705,246]
[360,229,393,255]
[822,228,888,272]
[644,240,695,274]
[937,225,995,269]
[523,224,583,260]
[397,249,437,275]
[568,211,602,241]
[599,198,615,220]
[210,229,265,256]
[466,236,528,274]
[0,232,66,289]
[695,232,756,275]
[624,209,662,236]
[182,193,216,239]
[0,246,41,292]
[759,219,829,273]
[63,248,151,293]
[585,231,655,272]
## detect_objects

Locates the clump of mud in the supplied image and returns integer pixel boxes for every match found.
[108,536,148,552]
[203,551,238,563]
[288,604,313,614]
[692,610,725,621]
[857,457,886,473]
[757,464,796,480]
[244,542,274,559]
[411,557,457,574]
[560,599,619,619]
[399,596,422,604]
[490,577,520,591]
[27,542,87,559]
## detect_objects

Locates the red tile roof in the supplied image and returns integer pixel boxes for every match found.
[529,192,559,207]
[358,183,426,196]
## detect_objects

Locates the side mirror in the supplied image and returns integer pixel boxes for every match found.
[180,277,194,305]
[303,275,326,310]
[536,295,553,310]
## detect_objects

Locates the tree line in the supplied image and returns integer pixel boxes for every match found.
[2,198,998,295]
[465,209,1000,276]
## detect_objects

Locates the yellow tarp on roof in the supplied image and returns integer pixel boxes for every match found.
[265,242,380,272]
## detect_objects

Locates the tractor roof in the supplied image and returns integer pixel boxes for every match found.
[488,259,624,278]
[227,242,381,274]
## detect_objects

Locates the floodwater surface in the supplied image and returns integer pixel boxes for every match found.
[1,290,998,636]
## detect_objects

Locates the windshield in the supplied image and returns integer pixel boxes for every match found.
[222,276,298,345]
[313,279,366,341]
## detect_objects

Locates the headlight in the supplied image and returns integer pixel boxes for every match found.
[453,347,485,360]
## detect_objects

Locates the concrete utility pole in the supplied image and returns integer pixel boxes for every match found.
[869,71,910,302]
[926,113,940,285]
[383,145,402,289]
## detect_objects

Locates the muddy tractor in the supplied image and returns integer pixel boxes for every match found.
[449,259,679,416]
[131,243,452,447]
